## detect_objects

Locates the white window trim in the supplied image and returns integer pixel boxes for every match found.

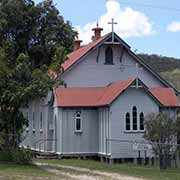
[139,112,145,131]
[125,112,131,131]
[124,107,145,133]
[39,112,43,130]
[32,112,36,131]
[75,112,82,133]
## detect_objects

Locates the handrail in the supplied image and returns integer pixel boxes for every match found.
[39,138,57,152]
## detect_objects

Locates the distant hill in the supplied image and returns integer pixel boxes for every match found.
[161,69,180,92]
[138,54,180,73]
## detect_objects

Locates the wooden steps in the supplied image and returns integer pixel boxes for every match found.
[35,152,58,159]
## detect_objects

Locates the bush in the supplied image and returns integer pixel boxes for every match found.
[0,150,13,162]
[12,148,33,164]
[0,147,33,164]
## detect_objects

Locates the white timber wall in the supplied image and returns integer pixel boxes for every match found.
[62,45,165,88]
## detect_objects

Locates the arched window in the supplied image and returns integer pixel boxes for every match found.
[105,47,113,65]
[40,112,43,130]
[132,106,137,130]
[32,112,35,130]
[75,112,82,132]
[125,112,131,131]
[140,112,144,131]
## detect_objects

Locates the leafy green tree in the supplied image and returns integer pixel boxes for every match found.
[144,113,180,169]
[0,0,76,149]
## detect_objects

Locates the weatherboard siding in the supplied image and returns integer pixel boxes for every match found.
[61,108,99,154]
[109,87,159,158]
[21,98,53,152]
[62,45,164,88]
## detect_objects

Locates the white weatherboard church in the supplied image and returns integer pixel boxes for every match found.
[22,20,180,161]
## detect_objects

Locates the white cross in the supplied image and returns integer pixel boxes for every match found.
[108,18,117,42]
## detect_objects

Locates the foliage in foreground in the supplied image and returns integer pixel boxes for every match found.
[0,0,76,149]
[144,113,180,169]
[0,147,32,164]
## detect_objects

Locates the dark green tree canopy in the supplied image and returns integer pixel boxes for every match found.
[0,0,76,149]
[0,0,76,67]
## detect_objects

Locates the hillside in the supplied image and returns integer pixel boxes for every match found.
[161,69,180,91]
[138,54,180,73]
[136,54,180,92]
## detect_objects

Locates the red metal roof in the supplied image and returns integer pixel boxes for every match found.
[149,88,180,107]
[55,78,135,107]
[55,79,180,107]
[62,34,109,72]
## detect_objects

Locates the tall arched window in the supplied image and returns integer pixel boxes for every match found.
[75,112,82,132]
[105,47,113,65]
[139,112,144,131]
[132,106,137,130]
[40,112,43,130]
[125,112,131,131]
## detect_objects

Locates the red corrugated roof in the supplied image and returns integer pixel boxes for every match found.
[55,78,135,107]
[149,88,180,107]
[62,34,109,72]
[55,79,180,107]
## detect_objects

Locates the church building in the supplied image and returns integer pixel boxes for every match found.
[22,21,180,161]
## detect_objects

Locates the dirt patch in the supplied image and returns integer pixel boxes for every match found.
[35,162,146,180]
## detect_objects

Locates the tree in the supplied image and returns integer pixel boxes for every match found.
[0,0,76,149]
[144,112,180,169]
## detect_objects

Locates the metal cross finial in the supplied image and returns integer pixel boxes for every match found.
[108,18,117,42]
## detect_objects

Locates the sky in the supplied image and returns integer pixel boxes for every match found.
[35,0,180,58]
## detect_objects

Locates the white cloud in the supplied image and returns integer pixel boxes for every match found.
[76,0,153,44]
[167,21,180,32]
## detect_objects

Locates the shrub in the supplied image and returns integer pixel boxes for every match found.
[0,147,33,164]
[12,148,33,164]
[0,150,13,162]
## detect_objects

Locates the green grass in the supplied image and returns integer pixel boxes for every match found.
[36,159,180,180]
[0,163,49,175]
[0,163,61,180]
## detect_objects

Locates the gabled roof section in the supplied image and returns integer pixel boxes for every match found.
[55,78,135,107]
[55,78,180,108]
[61,32,179,94]
[149,88,180,107]
[62,33,110,72]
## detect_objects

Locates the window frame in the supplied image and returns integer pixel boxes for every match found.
[132,106,138,131]
[125,112,131,131]
[75,111,82,133]
[139,112,145,131]
[124,107,145,133]
[39,111,43,132]
[32,112,36,132]
[105,46,114,65]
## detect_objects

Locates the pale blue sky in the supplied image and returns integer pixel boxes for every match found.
[35,0,180,58]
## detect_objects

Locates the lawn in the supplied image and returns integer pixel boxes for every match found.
[36,159,180,180]
[0,163,65,180]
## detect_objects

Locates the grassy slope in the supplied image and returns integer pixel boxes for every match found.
[36,159,180,180]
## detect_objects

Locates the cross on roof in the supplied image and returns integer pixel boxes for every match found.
[108,18,117,42]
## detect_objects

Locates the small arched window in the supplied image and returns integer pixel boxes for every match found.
[105,47,113,65]
[125,112,131,131]
[75,112,82,132]
[132,106,137,130]
[40,112,43,130]
[140,112,144,131]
